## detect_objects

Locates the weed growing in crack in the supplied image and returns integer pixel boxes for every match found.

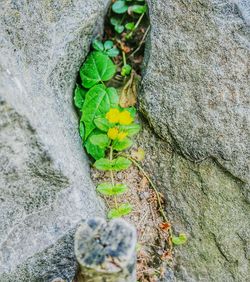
[74,0,187,279]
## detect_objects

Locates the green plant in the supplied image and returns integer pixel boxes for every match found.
[91,106,140,218]
[110,17,125,34]
[92,39,120,57]
[111,0,147,38]
[75,47,141,218]
[74,2,187,274]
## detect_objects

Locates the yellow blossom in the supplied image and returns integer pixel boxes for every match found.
[107,127,119,140]
[106,108,120,123]
[117,132,128,141]
[119,111,133,125]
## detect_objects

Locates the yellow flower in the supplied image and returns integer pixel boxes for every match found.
[106,108,120,123]
[107,127,119,140]
[117,132,128,141]
[119,111,133,125]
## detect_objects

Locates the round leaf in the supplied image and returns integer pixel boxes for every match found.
[112,1,128,14]
[92,39,104,51]
[125,22,135,30]
[84,129,106,160]
[94,158,112,171]
[81,85,119,139]
[106,47,120,58]
[104,40,114,50]
[113,138,133,151]
[94,156,131,171]
[80,51,116,88]
[97,183,128,196]
[94,117,113,132]
[108,203,132,219]
[115,24,125,34]
[112,156,132,171]
[110,17,120,26]
[172,233,187,245]
[130,5,147,14]
[119,123,140,136]
[89,134,109,148]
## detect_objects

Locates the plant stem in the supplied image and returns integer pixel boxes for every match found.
[119,153,173,249]
[110,146,118,208]
[127,13,145,39]
[120,13,126,25]
[122,51,127,66]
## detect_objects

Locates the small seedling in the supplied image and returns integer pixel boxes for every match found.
[92,39,120,57]
[110,17,125,34]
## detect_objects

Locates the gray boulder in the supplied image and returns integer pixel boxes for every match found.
[0,0,108,281]
[139,0,250,281]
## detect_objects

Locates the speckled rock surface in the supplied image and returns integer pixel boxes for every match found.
[141,0,250,183]
[138,0,250,281]
[0,0,108,281]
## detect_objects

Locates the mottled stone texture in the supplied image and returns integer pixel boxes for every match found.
[75,218,136,282]
[139,0,250,281]
[141,0,250,183]
[0,0,108,281]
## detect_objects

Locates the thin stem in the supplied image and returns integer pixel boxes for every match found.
[122,51,127,66]
[120,13,126,25]
[109,146,118,208]
[119,153,173,249]
[127,13,145,39]
[128,25,150,59]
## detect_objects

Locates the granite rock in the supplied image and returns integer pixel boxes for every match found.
[139,0,250,280]
[0,0,109,281]
[141,0,250,183]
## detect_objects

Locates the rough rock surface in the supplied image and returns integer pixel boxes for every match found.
[0,0,108,281]
[139,0,250,281]
[141,0,250,184]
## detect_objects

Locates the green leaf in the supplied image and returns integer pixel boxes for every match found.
[112,156,132,171]
[80,51,116,88]
[113,138,133,151]
[74,85,86,109]
[79,122,85,139]
[125,22,135,30]
[106,47,120,58]
[94,117,113,132]
[94,156,132,171]
[112,1,128,14]
[94,158,112,171]
[115,24,124,34]
[119,123,140,136]
[92,39,104,52]
[108,203,132,219]
[121,64,132,76]
[110,17,119,26]
[130,5,147,14]
[82,85,119,139]
[172,233,187,245]
[97,183,128,196]
[118,106,136,118]
[104,40,114,50]
[89,134,109,148]
[84,129,106,160]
